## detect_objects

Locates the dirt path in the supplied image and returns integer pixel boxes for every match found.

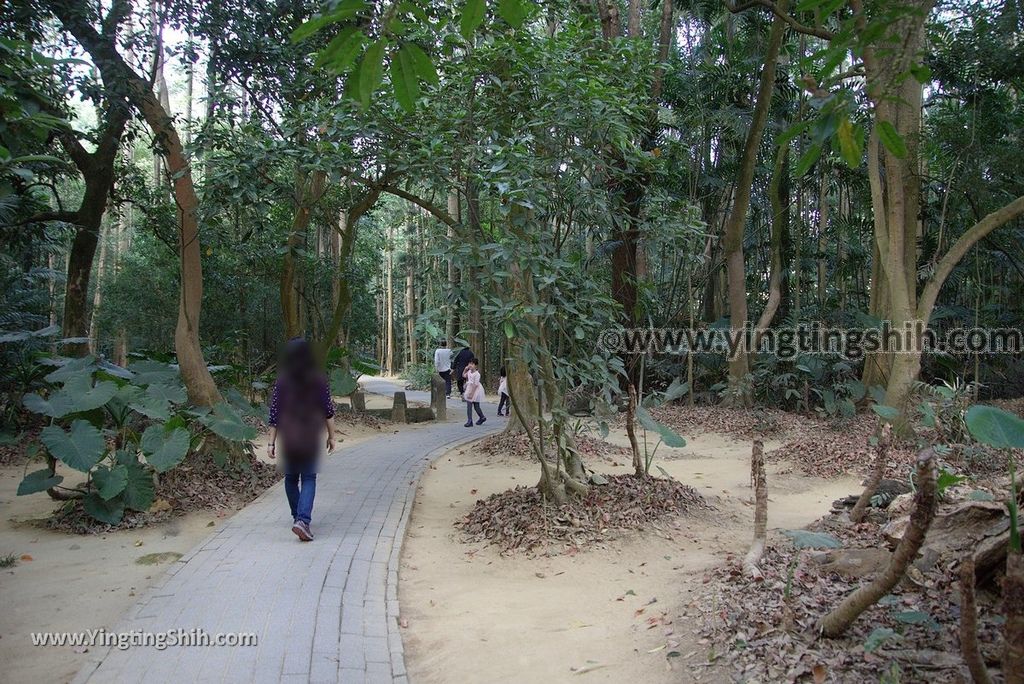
[400,429,860,683]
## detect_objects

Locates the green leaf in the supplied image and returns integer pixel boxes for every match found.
[871,404,901,422]
[17,468,63,495]
[794,142,822,177]
[145,382,187,405]
[876,120,907,159]
[22,391,74,418]
[864,627,898,652]
[92,464,128,500]
[498,0,528,27]
[290,0,368,43]
[403,43,438,85]
[43,355,97,383]
[83,491,124,525]
[967,490,995,501]
[909,63,931,84]
[330,369,358,396]
[460,0,487,39]
[503,320,516,338]
[662,378,690,403]
[391,44,420,111]
[357,39,387,108]
[966,405,1024,449]
[782,529,841,549]
[837,117,862,167]
[41,420,106,473]
[589,472,608,485]
[892,609,935,627]
[203,403,257,441]
[127,360,180,386]
[315,27,365,74]
[62,374,118,413]
[122,461,155,512]
[936,468,966,495]
[635,406,686,448]
[141,425,191,473]
[129,393,171,421]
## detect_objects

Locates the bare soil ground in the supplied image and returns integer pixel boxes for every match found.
[400,423,860,683]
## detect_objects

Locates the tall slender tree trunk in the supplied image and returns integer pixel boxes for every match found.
[385,223,395,375]
[281,169,327,339]
[722,0,789,401]
[817,171,829,307]
[446,189,459,346]
[88,215,109,351]
[405,227,417,367]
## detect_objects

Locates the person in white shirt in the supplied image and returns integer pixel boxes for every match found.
[497,366,509,416]
[433,340,452,398]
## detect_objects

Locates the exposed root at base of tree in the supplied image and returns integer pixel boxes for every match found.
[456,474,710,553]
[46,454,280,534]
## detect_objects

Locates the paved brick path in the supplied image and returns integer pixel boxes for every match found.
[73,378,500,684]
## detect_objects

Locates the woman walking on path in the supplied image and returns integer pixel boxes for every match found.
[462,358,486,427]
[267,338,337,541]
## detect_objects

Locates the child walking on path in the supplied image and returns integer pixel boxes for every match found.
[496,366,509,416]
[462,358,486,427]
[267,338,336,542]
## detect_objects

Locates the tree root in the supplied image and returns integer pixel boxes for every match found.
[850,423,891,523]
[817,449,937,638]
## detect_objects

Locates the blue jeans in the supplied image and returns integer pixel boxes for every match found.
[284,467,317,524]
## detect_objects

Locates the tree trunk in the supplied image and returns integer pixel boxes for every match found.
[56,98,129,357]
[405,231,417,367]
[385,222,395,375]
[753,144,788,349]
[626,384,642,476]
[818,449,937,637]
[281,169,327,339]
[816,171,829,307]
[87,215,109,351]
[722,0,788,400]
[446,189,459,346]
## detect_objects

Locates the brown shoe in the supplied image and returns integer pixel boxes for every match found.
[292,521,313,541]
